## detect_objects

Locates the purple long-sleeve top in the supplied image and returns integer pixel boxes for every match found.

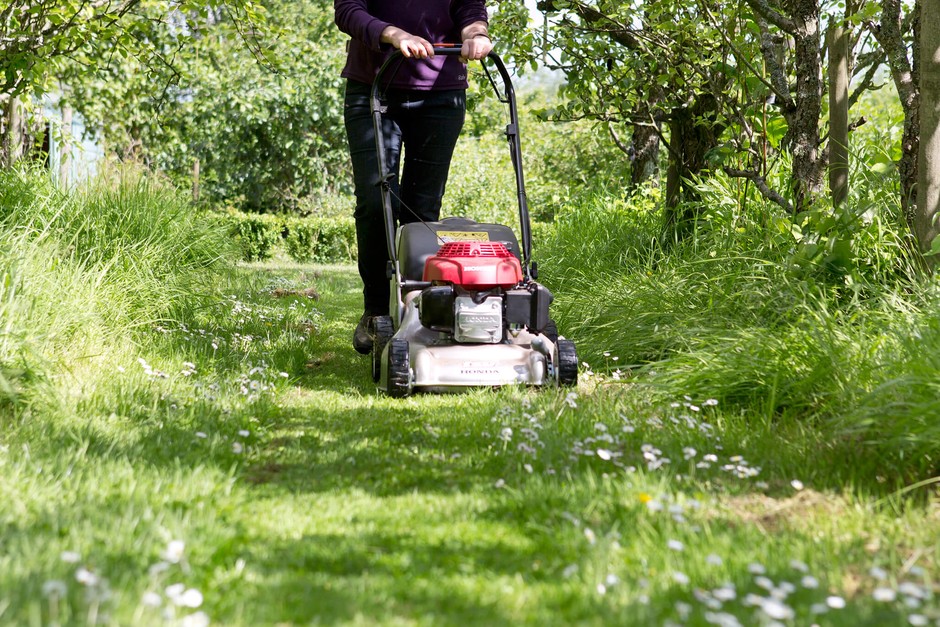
[334,0,488,90]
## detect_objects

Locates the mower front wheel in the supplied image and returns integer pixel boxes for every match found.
[371,316,394,382]
[556,339,578,387]
[386,338,412,397]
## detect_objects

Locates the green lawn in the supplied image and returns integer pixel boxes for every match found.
[2,256,936,626]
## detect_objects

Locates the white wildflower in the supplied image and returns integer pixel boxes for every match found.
[826,595,846,609]
[672,571,690,585]
[60,551,81,563]
[162,540,185,564]
[75,567,99,587]
[898,582,928,599]
[760,598,794,620]
[704,612,741,627]
[873,587,897,602]
[166,583,185,600]
[179,588,203,608]
[789,559,809,572]
[675,601,692,620]
[801,575,819,589]
[180,611,210,627]
[42,580,67,597]
[148,561,170,578]
[142,591,162,607]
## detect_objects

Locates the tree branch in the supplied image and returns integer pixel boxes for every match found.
[744,0,797,33]
[606,120,631,157]
[754,16,796,113]
[723,166,794,212]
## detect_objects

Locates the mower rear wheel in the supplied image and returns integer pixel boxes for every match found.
[556,339,578,387]
[386,338,412,397]
[371,316,394,382]
[543,319,559,344]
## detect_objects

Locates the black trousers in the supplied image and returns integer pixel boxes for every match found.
[343,79,466,316]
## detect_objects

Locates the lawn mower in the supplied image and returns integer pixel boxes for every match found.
[369,46,577,397]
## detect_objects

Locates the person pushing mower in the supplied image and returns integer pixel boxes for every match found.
[333,0,493,354]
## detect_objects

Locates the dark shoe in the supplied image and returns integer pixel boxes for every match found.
[353,313,374,354]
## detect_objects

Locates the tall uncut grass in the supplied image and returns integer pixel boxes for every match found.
[0,165,231,410]
[538,176,939,481]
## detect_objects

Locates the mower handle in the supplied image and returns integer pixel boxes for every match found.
[370,46,534,281]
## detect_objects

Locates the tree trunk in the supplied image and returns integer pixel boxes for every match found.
[2,95,24,168]
[788,0,826,212]
[630,120,659,190]
[828,24,850,207]
[665,109,685,210]
[871,0,921,226]
[193,157,201,203]
[916,0,940,256]
[58,103,73,186]
[663,94,725,232]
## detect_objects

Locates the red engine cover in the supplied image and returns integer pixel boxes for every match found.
[423,241,523,289]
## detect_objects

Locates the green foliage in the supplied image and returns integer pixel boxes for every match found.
[539,179,935,474]
[1,0,266,98]
[228,211,281,262]
[52,0,346,213]
[0,165,231,406]
[215,209,356,263]
[449,84,632,225]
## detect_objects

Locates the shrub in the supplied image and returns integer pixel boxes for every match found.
[283,219,318,262]
[227,212,281,262]
[215,210,357,263]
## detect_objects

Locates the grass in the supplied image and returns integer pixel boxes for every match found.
[0,169,938,625]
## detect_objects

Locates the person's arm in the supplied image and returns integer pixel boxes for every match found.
[459,19,492,62]
[381,25,435,59]
[335,0,436,58]
[334,0,391,51]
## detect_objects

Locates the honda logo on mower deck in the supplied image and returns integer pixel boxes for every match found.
[455,296,502,343]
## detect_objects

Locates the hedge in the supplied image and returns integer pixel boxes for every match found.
[214,209,357,263]
[213,208,556,265]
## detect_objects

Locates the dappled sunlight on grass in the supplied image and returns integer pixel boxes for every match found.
[2,216,938,624]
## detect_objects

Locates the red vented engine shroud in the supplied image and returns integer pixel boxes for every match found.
[423,241,523,289]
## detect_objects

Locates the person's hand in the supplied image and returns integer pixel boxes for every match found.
[460,34,493,63]
[381,26,435,59]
